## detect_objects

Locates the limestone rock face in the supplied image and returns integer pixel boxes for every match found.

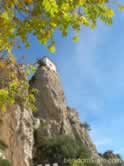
[0,105,33,166]
[30,63,100,165]
[0,58,34,166]
[1,58,123,166]
[66,108,97,156]
[30,65,66,122]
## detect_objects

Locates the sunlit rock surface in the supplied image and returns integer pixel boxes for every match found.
[30,60,100,165]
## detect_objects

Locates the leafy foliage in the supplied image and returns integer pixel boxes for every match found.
[0,159,11,166]
[0,57,37,112]
[0,0,123,112]
[80,122,91,131]
[34,135,92,165]
[0,140,11,166]
[0,0,123,53]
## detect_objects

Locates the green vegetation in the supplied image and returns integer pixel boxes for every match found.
[80,122,91,131]
[0,0,124,54]
[0,2,124,165]
[0,159,11,166]
[34,135,97,166]
[0,57,37,112]
[0,140,11,166]
[0,0,123,109]
[0,0,124,112]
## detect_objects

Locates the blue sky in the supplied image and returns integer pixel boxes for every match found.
[14,7,124,158]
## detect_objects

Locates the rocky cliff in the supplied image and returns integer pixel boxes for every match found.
[0,105,33,166]
[0,58,34,166]
[30,61,102,165]
[0,58,123,166]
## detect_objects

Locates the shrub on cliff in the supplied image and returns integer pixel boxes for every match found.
[80,122,91,131]
[34,135,92,165]
[0,159,11,166]
[0,57,37,112]
[0,140,11,166]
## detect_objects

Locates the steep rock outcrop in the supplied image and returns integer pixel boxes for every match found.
[30,64,66,122]
[30,60,100,165]
[0,57,123,166]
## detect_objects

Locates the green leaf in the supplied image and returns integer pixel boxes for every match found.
[48,42,56,53]
[118,5,124,11]
[72,35,79,43]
